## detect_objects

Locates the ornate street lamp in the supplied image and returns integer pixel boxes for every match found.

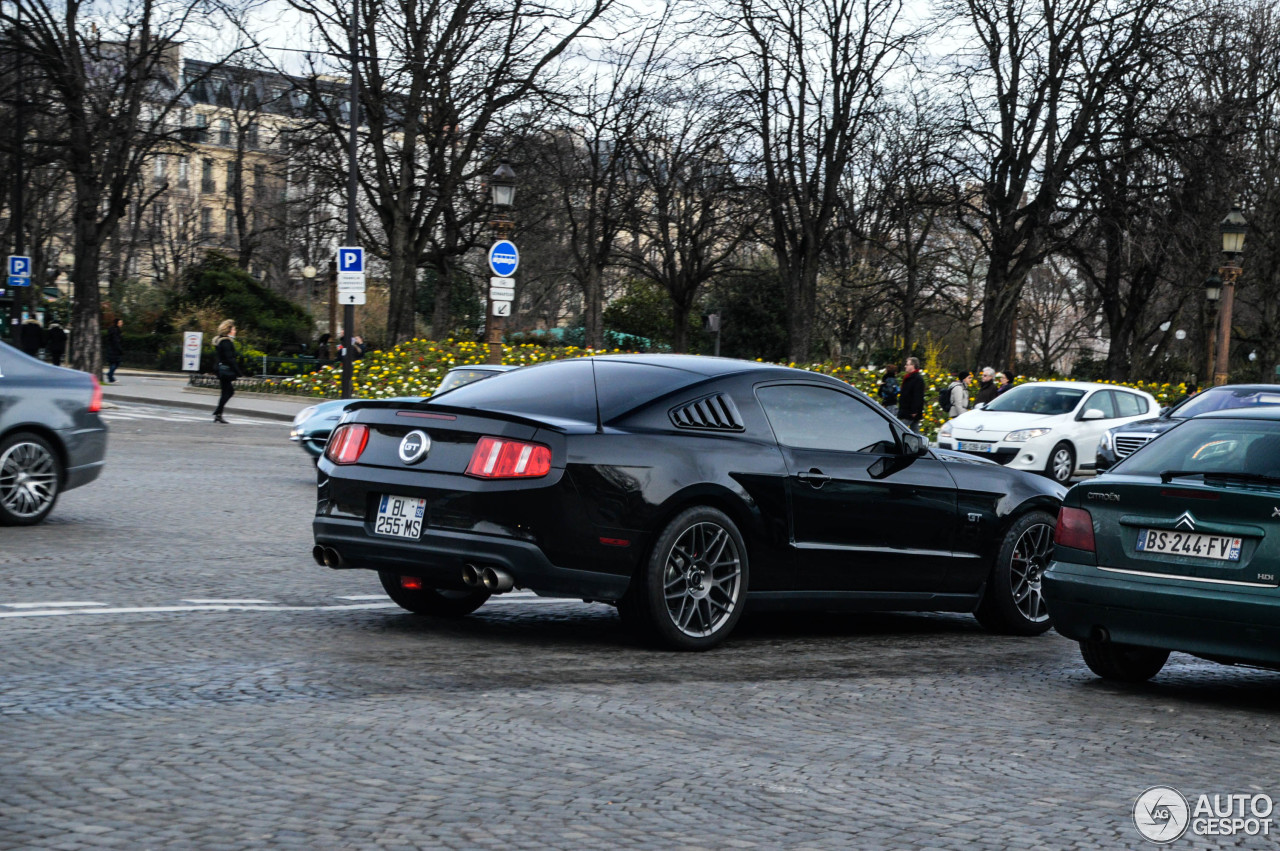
[490,161,517,210]
[1212,206,1247,386]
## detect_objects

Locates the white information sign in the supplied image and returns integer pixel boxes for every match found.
[182,331,203,371]
[337,278,367,293]
[490,286,515,301]
[340,292,367,305]
[492,301,512,317]
[337,271,366,286]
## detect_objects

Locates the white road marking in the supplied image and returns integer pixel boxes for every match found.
[336,595,387,601]
[181,598,275,605]
[1,601,107,609]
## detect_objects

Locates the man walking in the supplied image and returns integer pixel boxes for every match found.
[898,356,926,433]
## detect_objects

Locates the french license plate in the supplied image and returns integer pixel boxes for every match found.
[373,494,425,539]
[958,441,994,453]
[1135,529,1242,561]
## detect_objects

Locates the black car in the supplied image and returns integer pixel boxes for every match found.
[0,340,107,525]
[1096,384,1280,472]
[312,355,1065,649]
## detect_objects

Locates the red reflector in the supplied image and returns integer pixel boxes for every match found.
[1160,488,1220,500]
[400,576,423,590]
[1055,506,1095,552]
[325,423,370,464]
[599,537,630,547]
[397,411,457,420]
[88,376,103,413]
[465,436,552,478]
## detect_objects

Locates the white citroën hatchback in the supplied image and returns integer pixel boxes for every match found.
[935,381,1158,484]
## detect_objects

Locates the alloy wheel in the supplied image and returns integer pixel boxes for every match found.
[1051,448,1073,482]
[662,521,743,638]
[1009,522,1054,623]
[0,440,58,520]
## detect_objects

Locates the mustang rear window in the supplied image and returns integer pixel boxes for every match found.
[430,358,706,424]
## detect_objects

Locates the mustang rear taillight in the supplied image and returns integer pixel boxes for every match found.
[466,436,551,479]
[326,424,369,465]
[1055,506,1096,552]
[88,376,103,413]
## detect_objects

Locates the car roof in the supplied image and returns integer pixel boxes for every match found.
[1012,380,1146,392]
[580,353,801,378]
[1192,407,1280,421]
[1192,383,1280,394]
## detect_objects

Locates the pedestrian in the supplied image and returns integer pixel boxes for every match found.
[995,372,1012,395]
[898,356,926,433]
[314,333,331,360]
[19,318,45,358]
[104,318,124,382]
[975,366,998,406]
[879,364,900,416]
[211,319,240,424]
[350,335,366,359]
[946,370,971,419]
[46,323,67,367]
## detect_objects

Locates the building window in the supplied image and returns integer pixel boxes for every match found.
[201,207,212,237]
[177,156,189,189]
[150,202,167,238]
[219,118,231,146]
[246,123,259,149]
[194,113,208,144]
[202,158,215,194]
[225,210,236,242]
[152,154,166,184]
[253,164,266,199]
[226,161,240,195]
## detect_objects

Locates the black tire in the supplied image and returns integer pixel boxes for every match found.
[0,432,62,526]
[635,506,748,651]
[1044,441,1075,484]
[377,571,490,617]
[1079,639,1169,682]
[974,510,1056,636]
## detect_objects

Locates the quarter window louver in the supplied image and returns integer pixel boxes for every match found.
[670,394,744,431]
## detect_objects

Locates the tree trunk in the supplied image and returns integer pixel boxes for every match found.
[384,225,415,344]
[68,239,103,375]
[785,257,818,363]
[429,257,453,340]
[582,266,604,349]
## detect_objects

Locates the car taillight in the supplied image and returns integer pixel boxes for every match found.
[465,436,551,479]
[1055,506,1095,552]
[88,376,102,413]
[326,424,369,465]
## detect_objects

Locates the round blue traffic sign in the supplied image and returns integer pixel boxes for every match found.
[488,240,519,277]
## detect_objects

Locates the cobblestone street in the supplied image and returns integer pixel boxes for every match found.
[3,405,1279,849]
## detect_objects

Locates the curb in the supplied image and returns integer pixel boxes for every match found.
[100,391,299,423]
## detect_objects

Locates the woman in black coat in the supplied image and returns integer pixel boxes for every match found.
[211,319,239,424]
[104,318,124,382]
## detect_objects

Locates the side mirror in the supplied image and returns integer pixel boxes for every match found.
[901,432,927,456]
[1081,408,1106,421]
[1158,406,1171,418]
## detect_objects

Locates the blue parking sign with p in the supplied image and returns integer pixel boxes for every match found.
[337,247,364,273]
[7,255,31,287]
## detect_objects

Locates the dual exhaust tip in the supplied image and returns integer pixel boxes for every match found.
[312,545,343,569]
[311,546,513,593]
[462,563,514,593]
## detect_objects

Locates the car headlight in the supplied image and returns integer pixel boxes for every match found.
[1099,430,1113,451]
[293,405,317,426]
[1005,427,1052,442]
[938,422,953,439]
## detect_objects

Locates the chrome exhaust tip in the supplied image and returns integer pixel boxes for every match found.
[322,547,344,569]
[461,563,483,587]
[311,545,327,566]
[481,566,514,593]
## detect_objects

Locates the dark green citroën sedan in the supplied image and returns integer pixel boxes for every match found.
[1044,407,1280,682]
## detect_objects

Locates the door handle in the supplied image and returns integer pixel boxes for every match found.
[797,470,831,488]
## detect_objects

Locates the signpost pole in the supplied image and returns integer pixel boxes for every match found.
[342,0,360,400]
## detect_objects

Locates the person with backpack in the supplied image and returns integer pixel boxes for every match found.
[880,364,900,416]
[943,371,971,419]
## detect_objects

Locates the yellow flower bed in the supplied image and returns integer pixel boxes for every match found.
[266,340,1187,440]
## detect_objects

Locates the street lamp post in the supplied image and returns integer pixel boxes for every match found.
[1213,206,1248,386]
[301,264,317,336]
[1204,274,1221,386]
[487,162,516,366]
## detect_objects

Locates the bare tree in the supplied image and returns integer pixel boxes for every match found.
[281,0,613,345]
[713,0,914,362]
[4,0,229,373]
[937,0,1185,370]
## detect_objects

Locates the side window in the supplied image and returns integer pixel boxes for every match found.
[757,384,897,454]
[1085,391,1118,419]
[1114,391,1146,417]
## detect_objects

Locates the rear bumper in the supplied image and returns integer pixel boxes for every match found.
[1044,562,1280,667]
[313,516,632,602]
[62,425,107,492]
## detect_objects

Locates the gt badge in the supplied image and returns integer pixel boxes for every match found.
[398,430,431,464]
[1273,507,1280,519]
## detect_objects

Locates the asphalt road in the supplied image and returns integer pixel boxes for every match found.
[3,403,1279,850]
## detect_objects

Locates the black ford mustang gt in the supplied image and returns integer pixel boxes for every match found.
[312,355,1065,649]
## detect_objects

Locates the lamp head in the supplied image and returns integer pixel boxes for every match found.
[1220,205,1248,257]
[490,161,517,209]
[1204,273,1222,303]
